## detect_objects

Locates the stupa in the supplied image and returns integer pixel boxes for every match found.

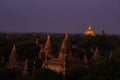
[6,45,21,70]
[84,25,96,36]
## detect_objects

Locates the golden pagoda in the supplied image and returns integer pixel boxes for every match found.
[84,25,95,36]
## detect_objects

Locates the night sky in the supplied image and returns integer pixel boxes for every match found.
[0,0,120,34]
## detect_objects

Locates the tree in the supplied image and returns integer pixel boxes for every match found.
[31,68,63,80]
[82,47,120,80]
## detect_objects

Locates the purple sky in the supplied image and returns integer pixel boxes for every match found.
[0,0,120,34]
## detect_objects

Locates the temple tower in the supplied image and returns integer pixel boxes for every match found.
[43,35,53,56]
[59,32,73,60]
[6,44,19,69]
[84,25,95,36]
[22,59,29,75]
[42,35,53,68]
[93,47,100,60]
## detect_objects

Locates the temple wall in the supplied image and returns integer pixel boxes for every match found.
[48,64,63,73]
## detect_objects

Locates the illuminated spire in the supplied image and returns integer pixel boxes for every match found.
[93,47,100,60]
[6,44,19,69]
[44,35,52,55]
[10,44,16,58]
[42,35,53,68]
[65,32,69,40]
[22,59,29,75]
[59,32,73,60]
[84,25,95,36]
[88,25,92,29]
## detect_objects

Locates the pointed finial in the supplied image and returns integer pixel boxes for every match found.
[9,44,17,59]
[47,35,50,40]
[58,32,73,60]
[6,44,18,69]
[12,44,16,52]
[88,25,92,30]
[44,34,52,55]
[65,32,69,40]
